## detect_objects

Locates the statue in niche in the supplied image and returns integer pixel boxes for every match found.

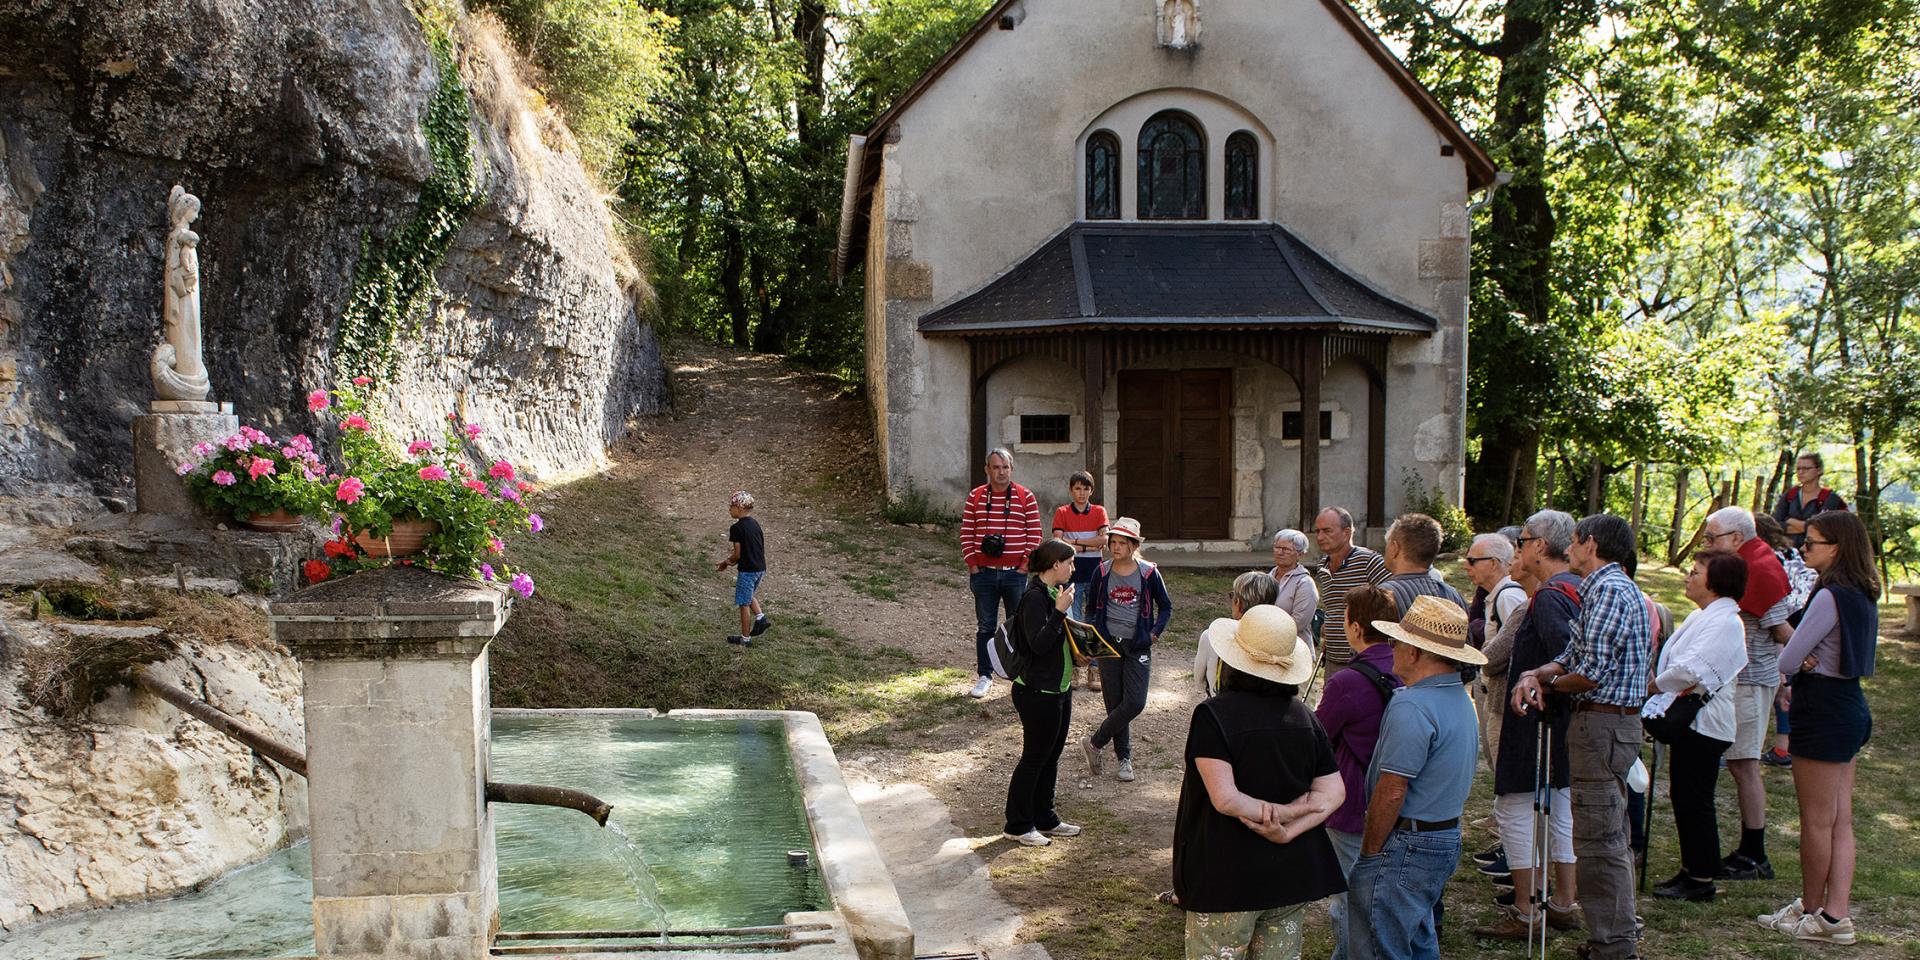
[1157,0,1200,49]
[151,184,211,402]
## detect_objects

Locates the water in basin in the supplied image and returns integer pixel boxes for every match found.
[0,713,828,958]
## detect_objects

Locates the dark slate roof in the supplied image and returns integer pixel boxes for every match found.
[918,223,1440,335]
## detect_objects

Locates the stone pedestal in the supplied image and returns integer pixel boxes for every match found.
[269,568,510,960]
[132,405,235,518]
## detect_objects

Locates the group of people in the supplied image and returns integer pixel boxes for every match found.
[961,447,1880,959]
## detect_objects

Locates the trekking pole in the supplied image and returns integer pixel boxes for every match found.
[1529,712,1551,960]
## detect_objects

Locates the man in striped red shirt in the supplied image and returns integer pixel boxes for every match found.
[961,447,1044,698]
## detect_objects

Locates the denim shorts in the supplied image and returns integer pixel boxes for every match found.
[734,570,764,606]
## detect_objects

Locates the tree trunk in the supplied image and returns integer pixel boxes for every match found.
[720,206,751,348]
[756,0,831,354]
[1630,461,1645,533]
[1763,449,1793,511]
[1502,446,1522,525]
[1586,457,1604,515]
[1667,467,1690,565]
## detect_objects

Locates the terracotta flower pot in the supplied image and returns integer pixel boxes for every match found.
[353,519,441,558]
[241,509,305,534]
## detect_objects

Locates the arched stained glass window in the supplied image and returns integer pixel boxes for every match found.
[1225,132,1258,220]
[1086,131,1120,220]
[1137,111,1205,219]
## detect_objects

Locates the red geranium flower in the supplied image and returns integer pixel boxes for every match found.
[323,538,357,559]
[303,560,332,584]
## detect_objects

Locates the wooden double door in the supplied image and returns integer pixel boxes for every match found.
[1116,369,1231,540]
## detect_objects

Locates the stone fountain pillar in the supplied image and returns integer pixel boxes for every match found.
[269,567,509,960]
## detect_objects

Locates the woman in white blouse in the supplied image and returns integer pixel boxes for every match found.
[1646,550,1750,902]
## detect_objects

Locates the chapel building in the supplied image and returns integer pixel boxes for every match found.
[835,0,1495,547]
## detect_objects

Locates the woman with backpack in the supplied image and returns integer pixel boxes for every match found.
[1773,452,1848,549]
[1312,585,1401,960]
[1080,518,1173,783]
[1002,538,1084,847]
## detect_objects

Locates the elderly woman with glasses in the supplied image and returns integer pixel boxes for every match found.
[1269,529,1321,642]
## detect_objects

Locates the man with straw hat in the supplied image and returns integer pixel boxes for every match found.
[1346,595,1485,960]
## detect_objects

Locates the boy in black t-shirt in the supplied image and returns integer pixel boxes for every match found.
[715,490,771,646]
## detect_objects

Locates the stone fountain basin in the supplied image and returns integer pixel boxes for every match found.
[489,708,912,960]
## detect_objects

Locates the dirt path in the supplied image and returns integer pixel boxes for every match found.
[585,343,1222,957]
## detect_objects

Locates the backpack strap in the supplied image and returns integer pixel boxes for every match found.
[1349,661,1397,706]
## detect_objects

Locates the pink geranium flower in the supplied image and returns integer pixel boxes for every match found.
[223,434,250,452]
[528,513,544,533]
[418,464,449,481]
[499,484,522,504]
[307,390,330,412]
[335,476,366,504]
[176,461,195,476]
[510,572,535,599]
[191,441,215,458]
[488,538,505,555]
[212,470,237,486]
[479,563,495,582]
[407,440,434,456]
[465,424,483,440]
[343,414,370,431]
[247,457,277,480]
[287,434,314,456]
[489,460,515,480]
[464,479,488,493]
[352,376,373,386]
[240,426,271,445]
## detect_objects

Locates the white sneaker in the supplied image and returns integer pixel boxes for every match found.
[1792,911,1856,945]
[1081,736,1103,775]
[1758,898,1804,933]
[1045,822,1082,837]
[1005,829,1051,847]
[1117,759,1135,782]
[967,675,993,699]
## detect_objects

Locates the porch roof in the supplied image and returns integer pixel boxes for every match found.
[917,222,1441,336]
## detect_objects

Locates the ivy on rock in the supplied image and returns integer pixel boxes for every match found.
[332,27,485,383]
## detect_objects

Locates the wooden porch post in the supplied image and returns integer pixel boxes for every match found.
[1368,366,1386,529]
[969,342,987,485]
[1299,335,1323,532]
[1083,334,1107,504]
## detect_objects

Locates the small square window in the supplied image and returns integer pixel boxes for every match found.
[1020,414,1072,444]
[1281,410,1334,441]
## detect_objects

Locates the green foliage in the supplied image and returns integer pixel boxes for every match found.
[1402,472,1474,554]
[315,385,542,586]
[844,0,993,116]
[333,31,485,383]
[473,0,674,173]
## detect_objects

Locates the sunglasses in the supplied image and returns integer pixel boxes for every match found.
[1804,537,1835,547]
[1465,556,1498,566]
[1515,535,1540,546]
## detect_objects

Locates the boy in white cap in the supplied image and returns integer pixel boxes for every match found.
[714,490,771,646]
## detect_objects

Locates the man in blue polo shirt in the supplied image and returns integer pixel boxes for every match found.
[1348,595,1486,960]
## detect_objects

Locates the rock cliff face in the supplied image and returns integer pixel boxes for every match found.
[0,0,664,493]
[0,634,309,930]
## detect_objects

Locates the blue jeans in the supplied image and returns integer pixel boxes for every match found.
[971,568,1026,677]
[1326,828,1363,960]
[1346,827,1460,960]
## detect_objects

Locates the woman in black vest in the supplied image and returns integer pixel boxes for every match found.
[1174,604,1346,959]
[1003,538,1082,847]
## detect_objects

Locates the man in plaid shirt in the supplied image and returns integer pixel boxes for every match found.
[1512,514,1651,960]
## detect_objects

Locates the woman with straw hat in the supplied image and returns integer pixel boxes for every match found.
[1172,604,1347,960]
[1346,595,1484,960]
